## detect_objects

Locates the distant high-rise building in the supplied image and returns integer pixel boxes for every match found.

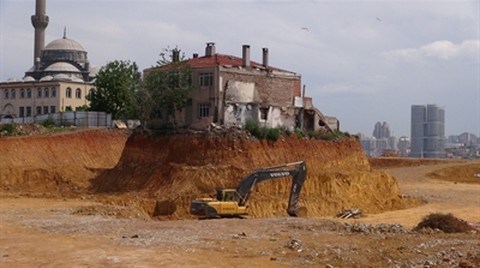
[373,121,391,139]
[397,136,410,157]
[410,104,445,158]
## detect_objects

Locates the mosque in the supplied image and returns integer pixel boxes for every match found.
[0,0,97,119]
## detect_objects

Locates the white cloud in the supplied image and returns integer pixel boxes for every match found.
[383,40,480,61]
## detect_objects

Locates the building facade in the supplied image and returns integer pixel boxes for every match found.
[410,104,445,158]
[145,43,337,132]
[0,0,96,120]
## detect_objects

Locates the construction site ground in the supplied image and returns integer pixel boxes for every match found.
[0,130,479,267]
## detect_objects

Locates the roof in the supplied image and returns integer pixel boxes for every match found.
[186,54,285,72]
[44,37,86,52]
[145,53,295,75]
[44,62,81,73]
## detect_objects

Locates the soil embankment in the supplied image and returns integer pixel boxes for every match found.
[0,129,128,195]
[0,129,417,219]
[93,132,417,218]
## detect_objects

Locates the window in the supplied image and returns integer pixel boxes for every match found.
[4,89,9,99]
[37,88,42,98]
[76,88,82,99]
[43,106,49,114]
[44,88,49,98]
[36,106,42,115]
[19,107,25,117]
[20,89,25,98]
[66,87,72,98]
[260,107,269,120]
[10,89,16,99]
[198,103,210,117]
[27,88,32,98]
[51,87,56,97]
[26,106,32,117]
[199,73,213,87]
[50,106,56,114]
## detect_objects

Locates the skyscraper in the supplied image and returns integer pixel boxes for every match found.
[410,104,445,158]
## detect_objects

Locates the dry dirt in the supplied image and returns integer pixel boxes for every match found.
[0,130,479,267]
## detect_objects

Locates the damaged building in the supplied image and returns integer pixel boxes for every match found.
[144,43,338,132]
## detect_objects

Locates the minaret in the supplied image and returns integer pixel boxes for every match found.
[31,0,49,65]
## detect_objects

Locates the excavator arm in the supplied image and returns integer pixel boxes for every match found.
[235,161,307,216]
[190,161,307,218]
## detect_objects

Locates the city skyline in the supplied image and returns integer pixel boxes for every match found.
[1,0,479,136]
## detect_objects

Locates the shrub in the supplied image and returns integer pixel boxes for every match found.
[294,129,304,139]
[41,118,56,128]
[266,128,280,142]
[244,119,259,136]
[413,213,474,233]
[0,123,15,136]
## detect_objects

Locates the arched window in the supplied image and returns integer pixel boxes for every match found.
[76,88,82,99]
[27,88,32,98]
[66,87,72,98]
[20,88,25,98]
[10,89,16,99]
[51,87,57,97]
[4,89,9,99]
[44,88,49,98]
[37,88,42,98]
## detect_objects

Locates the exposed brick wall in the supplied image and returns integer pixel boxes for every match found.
[220,69,301,108]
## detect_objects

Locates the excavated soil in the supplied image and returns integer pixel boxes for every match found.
[427,163,480,184]
[92,132,418,219]
[1,129,479,267]
[0,129,416,219]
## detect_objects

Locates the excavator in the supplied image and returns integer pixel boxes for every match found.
[190,161,307,218]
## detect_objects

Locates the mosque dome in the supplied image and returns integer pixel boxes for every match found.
[41,34,88,65]
[44,62,81,73]
[23,76,36,82]
[44,37,86,52]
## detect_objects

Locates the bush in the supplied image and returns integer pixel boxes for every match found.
[41,118,56,128]
[0,123,15,136]
[266,128,280,142]
[294,129,304,139]
[413,213,474,233]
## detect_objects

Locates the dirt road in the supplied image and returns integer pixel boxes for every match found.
[1,161,479,267]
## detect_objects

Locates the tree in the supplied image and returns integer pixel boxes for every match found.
[89,60,141,119]
[143,47,194,125]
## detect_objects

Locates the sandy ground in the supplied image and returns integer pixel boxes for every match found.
[1,161,479,267]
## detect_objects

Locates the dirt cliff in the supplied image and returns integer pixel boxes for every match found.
[0,129,128,195]
[0,129,416,219]
[93,132,416,218]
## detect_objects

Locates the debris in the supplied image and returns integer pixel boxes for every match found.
[285,239,303,252]
[337,208,363,219]
[413,213,474,233]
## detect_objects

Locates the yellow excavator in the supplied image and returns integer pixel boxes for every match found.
[190,161,307,218]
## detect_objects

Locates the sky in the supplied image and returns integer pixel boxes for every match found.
[0,0,479,137]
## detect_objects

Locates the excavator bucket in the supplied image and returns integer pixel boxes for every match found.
[288,206,308,217]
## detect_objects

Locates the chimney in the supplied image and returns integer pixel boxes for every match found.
[193,53,198,58]
[242,44,250,68]
[262,48,269,68]
[205,42,215,57]
[172,49,180,62]
[31,0,49,65]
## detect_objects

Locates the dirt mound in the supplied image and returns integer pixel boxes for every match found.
[427,163,480,184]
[93,133,418,219]
[413,213,475,233]
[0,129,128,195]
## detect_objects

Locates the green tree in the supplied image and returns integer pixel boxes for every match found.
[143,47,194,125]
[89,60,141,119]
